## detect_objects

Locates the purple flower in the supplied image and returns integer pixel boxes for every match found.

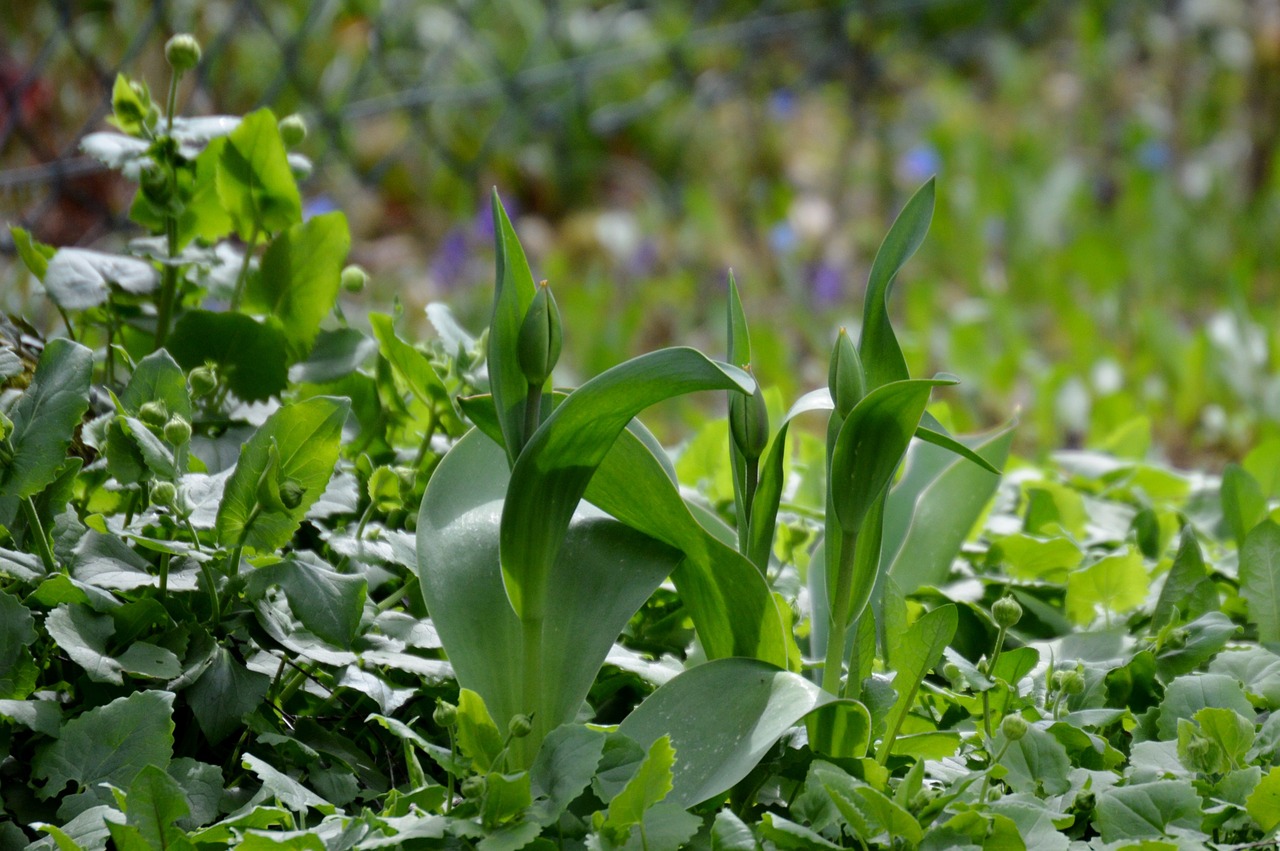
[809,261,843,307]
[768,88,795,121]
[628,239,659,278]
[431,228,470,290]
[898,144,941,183]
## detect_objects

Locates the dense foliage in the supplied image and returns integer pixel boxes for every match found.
[2,35,1280,851]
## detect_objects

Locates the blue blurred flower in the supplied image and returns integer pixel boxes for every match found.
[1136,140,1171,172]
[431,228,469,290]
[768,88,795,121]
[629,238,659,278]
[809,261,843,307]
[898,144,941,183]
[769,222,798,255]
[303,195,338,221]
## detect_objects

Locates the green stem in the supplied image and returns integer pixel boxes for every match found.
[197,558,221,625]
[21,497,56,573]
[228,227,260,312]
[517,615,544,767]
[522,383,544,452]
[821,530,857,696]
[412,407,439,471]
[154,70,183,349]
[376,577,418,613]
[158,551,170,598]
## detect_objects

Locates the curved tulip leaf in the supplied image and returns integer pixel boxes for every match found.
[488,190,539,465]
[726,271,753,549]
[464,395,790,667]
[859,178,935,391]
[618,658,865,808]
[417,430,681,736]
[500,347,752,622]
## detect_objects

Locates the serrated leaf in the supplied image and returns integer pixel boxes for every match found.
[606,735,675,830]
[1247,768,1280,832]
[531,725,606,826]
[120,349,192,421]
[1094,780,1202,842]
[1065,548,1147,625]
[124,765,191,850]
[368,312,460,428]
[44,604,124,684]
[876,604,957,763]
[247,556,367,647]
[997,723,1072,796]
[0,338,93,499]
[216,108,301,238]
[1241,520,1280,643]
[456,688,506,773]
[0,590,37,697]
[1153,527,1218,628]
[241,753,329,814]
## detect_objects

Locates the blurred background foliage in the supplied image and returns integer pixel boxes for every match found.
[4,0,1280,463]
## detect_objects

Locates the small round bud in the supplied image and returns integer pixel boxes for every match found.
[165,34,202,73]
[977,658,990,676]
[1072,790,1096,813]
[942,662,962,685]
[151,481,178,508]
[992,595,1023,629]
[163,415,192,445]
[508,714,533,739]
[340,265,368,294]
[1060,670,1085,695]
[1165,628,1188,650]
[828,328,865,420]
[460,775,487,799]
[1000,713,1028,741]
[288,155,312,182]
[139,400,169,428]
[278,479,305,510]
[189,364,218,398]
[433,700,457,728]
[278,113,308,147]
[729,366,769,461]
[517,281,563,387]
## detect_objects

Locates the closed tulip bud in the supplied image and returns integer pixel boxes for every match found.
[278,114,308,147]
[1000,713,1028,742]
[151,481,177,508]
[163,415,191,445]
[992,595,1022,629]
[189,364,217,398]
[508,714,533,738]
[729,366,769,460]
[165,34,202,73]
[278,479,305,510]
[517,281,562,387]
[828,328,865,419]
[139,400,169,428]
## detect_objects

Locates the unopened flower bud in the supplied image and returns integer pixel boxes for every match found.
[278,479,305,510]
[340,265,368,293]
[460,775,487,799]
[517,281,562,387]
[139,400,169,428]
[165,34,202,73]
[1001,713,1028,741]
[189,364,217,398]
[151,481,178,508]
[1060,670,1085,695]
[993,595,1023,629]
[163,415,191,445]
[278,114,308,147]
[508,714,533,739]
[433,700,457,728]
[729,366,769,460]
[828,328,865,419]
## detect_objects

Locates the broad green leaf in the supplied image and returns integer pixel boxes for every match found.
[488,189,540,464]
[44,604,124,684]
[246,557,367,647]
[1240,520,1280,643]
[216,396,348,551]
[1223,464,1267,548]
[291,327,376,384]
[997,723,1072,795]
[0,339,93,499]
[120,350,192,421]
[245,212,350,360]
[123,765,191,850]
[216,108,301,238]
[1209,646,1280,708]
[617,658,852,807]
[10,226,55,280]
[456,688,506,773]
[417,431,681,749]
[711,810,757,851]
[0,590,36,697]
[876,605,956,763]
[758,813,840,849]
[1157,673,1254,739]
[1094,780,1202,842]
[368,312,461,428]
[1157,611,1237,680]
[33,690,174,801]
[1244,438,1280,499]
[186,645,270,744]
[858,178,934,391]
[530,724,606,826]
[481,771,533,832]
[241,753,328,813]
[169,311,289,401]
[992,532,1082,581]
[1247,768,1280,832]
[882,424,1013,595]
[1194,707,1254,769]
[500,347,751,621]
[1065,549,1147,625]
[605,735,675,830]
[43,248,158,310]
[1153,527,1218,628]
[0,699,61,735]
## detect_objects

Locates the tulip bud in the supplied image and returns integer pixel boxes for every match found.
[828,328,865,419]
[163,415,192,445]
[1000,713,1028,741]
[151,481,177,508]
[508,714,533,739]
[517,281,562,387]
[278,113,308,147]
[139,400,169,428]
[189,364,218,398]
[340,265,368,293]
[165,34,202,73]
[992,596,1022,629]
[728,366,769,460]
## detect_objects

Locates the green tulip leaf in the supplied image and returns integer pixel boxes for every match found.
[488,190,540,464]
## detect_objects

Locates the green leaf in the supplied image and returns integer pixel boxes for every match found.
[33,690,174,801]
[1157,673,1254,739]
[10,226,56,280]
[247,556,367,647]
[997,723,1072,795]
[291,327,376,384]
[858,178,935,391]
[876,604,957,763]
[1153,527,1218,628]
[711,810,757,851]
[0,339,93,499]
[245,213,350,360]
[44,604,125,684]
[456,688,506,773]
[124,764,191,850]
[216,108,301,239]
[0,590,37,698]
[605,735,675,830]
[1209,646,1280,708]
[168,311,289,402]
[216,396,349,551]
[186,645,271,745]
[1094,780,1202,842]
[240,753,329,814]
[121,350,192,421]
[758,813,840,849]
[488,189,540,464]
[0,699,61,735]
[530,725,606,826]
[1247,767,1280,832]
[43,248,159,310]
[368,312,460,428]
[618,658,851,807]
[1223,463,1267,548]
[1241,520,1280,643]
[500,348,751,621]
[1065,548,1147,625]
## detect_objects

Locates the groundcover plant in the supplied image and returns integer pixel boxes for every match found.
[2,35,1280,851]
